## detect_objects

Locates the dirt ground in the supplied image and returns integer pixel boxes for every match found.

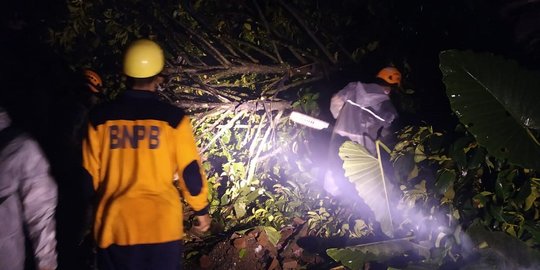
[184,220,337,270]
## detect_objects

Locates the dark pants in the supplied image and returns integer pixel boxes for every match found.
[97,240,183,270]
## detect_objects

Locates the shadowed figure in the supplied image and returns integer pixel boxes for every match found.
[2,29,95,269]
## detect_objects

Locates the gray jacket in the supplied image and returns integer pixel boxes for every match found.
[330,82,398,154]
[0,110,58,270]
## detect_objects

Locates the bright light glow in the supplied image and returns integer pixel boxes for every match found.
[289,111,330,130]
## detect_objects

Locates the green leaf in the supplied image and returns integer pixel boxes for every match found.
[495,169,516,202]
[524,179,540,210]
[466,220,540,269]
[435,169,456,195]
[393,153,416,183]
[523,222,540,243]
[402,180,428,207]
[339,141,394,237]
[234,201,247,218]
[467,147,486,169]
[327,247,368,269]
[220,194,230,205]
[239,248,246,258]
[245,190,260,204]
[515,179,532,204]
[487,204,505,222]
[439,50,540,170]
[326,237,428,269]
[414,144,426,162]
[449,136,473,170]
[351,219,370,237]
[261,226,281,246]
[472,192,490,208]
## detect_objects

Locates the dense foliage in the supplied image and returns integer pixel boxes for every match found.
[328,51,540,269]
[6,0,540,269]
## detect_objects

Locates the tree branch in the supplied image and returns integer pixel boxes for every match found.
[230,39,279,63]
[183,72,232,102]
[287,46,308,64]
[201,63,289,83]
[267,75,323,96]
[278,0,337,64]
[201,111,245,152]
[174,99,292,112]
[174,19,232,67]
[252,0,283,63]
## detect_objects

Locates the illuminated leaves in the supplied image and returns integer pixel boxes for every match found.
[291,91,320,114]
[339,141,395,238]
[401,180,428,208]
[524,178,540,211]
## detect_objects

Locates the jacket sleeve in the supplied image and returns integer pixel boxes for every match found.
[174,116,209,215]
[18,137,58,270]
[82,123,101,190]
[330,82,355,118]
[377,99,398,127]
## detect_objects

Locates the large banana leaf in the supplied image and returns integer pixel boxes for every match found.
[339,141,394,237]
[463,220,540,269]
[327,237,430,270]
[439,50,540,170]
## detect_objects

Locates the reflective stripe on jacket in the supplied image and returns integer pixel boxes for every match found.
[330,82,398,153]
[82,90,209,248]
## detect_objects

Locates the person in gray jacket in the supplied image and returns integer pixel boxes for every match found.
[0,106,58,270]
[324,67,401,197]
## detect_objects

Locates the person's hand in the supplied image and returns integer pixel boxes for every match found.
[193,214,211,233]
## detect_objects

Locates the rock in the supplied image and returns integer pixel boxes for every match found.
[233,237,247,249]
[283,258,298,269]
[267,257,281,270]
[293,217,306,225]
[199,254,213,269]
[258,230,278,257]
[257,230,270,247]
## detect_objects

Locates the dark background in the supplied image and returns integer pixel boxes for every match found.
[1,1,540,269]
[3,0,540,133]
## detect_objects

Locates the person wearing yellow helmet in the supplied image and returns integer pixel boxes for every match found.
[324,66,401,198]
[123,39,165,79]
[82,39,211,270]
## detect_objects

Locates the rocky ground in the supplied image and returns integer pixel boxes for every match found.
[184,218,345,270]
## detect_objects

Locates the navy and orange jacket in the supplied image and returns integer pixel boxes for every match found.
[82,89,209,248]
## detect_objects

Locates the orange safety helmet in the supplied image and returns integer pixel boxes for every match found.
[83,69,103,93]
[376,67,401,86]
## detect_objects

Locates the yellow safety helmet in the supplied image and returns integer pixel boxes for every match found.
[83,69,103,93]
[123,39,164,78]
[376,67,401,86]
